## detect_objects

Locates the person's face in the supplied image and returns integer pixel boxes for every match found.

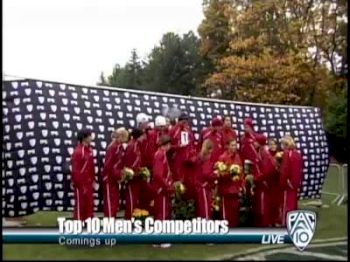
[123,133,129,143]
[137,134,146,142]
[115,134,121,143]
[180,120,188,127]
[202,145,213,159]
[281,141,288,150]
[228,141,237,153]
[111,131,117,140]
[139,122,149,131]
[269,140,277,151]
[224,117,231,127]
[244,125,253,133]
[116,133,125,143]
[165,143,171,152]
[254,141,260,149]
[122,134,129,143]
[84,135,93,145]
[158,125,167,132]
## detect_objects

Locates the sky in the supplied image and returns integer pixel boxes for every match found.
[3,0,204,85]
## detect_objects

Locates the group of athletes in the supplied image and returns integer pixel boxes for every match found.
[71,112,303,230]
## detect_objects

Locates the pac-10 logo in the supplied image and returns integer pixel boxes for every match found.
[287,210,317,251]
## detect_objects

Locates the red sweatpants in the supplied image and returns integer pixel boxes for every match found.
[103,181,120,217]
[138,181,154,215]
[196,187,213,219]
[221,194,240,227]
[183,166,197,200]
[281,189,298,226]
[73,183,94,221]
[153,193,172,220]
[253,189,271,227]
[267,188,282,225]
[124,181,141,219]
[172,154,185,182]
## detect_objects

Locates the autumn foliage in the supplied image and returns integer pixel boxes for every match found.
[200,0,347,107]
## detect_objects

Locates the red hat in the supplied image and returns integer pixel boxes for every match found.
[244,118,254,128]
[255,134,267,145]
[211,117,223,127]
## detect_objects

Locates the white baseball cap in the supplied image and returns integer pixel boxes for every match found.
[155,116,167,127]
[136,113,150,126]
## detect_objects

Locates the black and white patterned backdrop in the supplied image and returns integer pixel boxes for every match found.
[2,79,330,217]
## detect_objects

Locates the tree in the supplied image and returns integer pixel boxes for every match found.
[306,0,348,76]
[105,63,127,88]
[142,32,182,93]
[199,0,347,160]
[124,49,144,89]
[325,86,347,139]
[203,1,315,104]
[103,49,144,90]
[283,0,348,105]
[98,72,107,86]
[324,86,347,162]
[142,31,211,96]
[202,0,347,107]
[101,32,210,96]
[198,0,235,65]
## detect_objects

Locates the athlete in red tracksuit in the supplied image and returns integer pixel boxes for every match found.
[240,118,261,216]
[155,124,170,145]
[136,113,154,169]
[217,139,244,227]
[267,138,282,226]
[254,134,278,227]
[140,128,156,169]
[199,117,225,163]
[193,139,215,219]
[124,128,145,219]
[169,113,196,199]
[138,126,156,213]
[168,118,177,133]
[222,116,238,147]
[240,118,260,176]
[101,128,129,217]
[139,116,170,214]
[71,129,95,221]
[280,135,303,226]
[152,135,174,220]
[149,116,171,159]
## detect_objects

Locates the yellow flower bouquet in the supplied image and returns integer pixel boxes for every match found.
[245,174,254,185]
[139,167,151,182]
[132,208,149,222]
[243,160,253,175]
[229,164,241,181]
[122,167,135,182]
[212,195,221,212]
[245,174,255,196]
[214,161,229,177]
[174,181,186,198]
[275,151,284,166]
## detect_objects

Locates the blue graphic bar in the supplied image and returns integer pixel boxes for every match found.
[3,228,292,244]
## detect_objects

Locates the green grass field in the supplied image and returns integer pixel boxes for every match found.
[3,167,347,260]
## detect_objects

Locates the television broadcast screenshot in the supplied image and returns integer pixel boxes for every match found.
[2,0,348,261]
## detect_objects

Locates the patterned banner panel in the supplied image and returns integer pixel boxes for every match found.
[2,79,329,217]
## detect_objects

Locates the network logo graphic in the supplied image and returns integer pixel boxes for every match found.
[287,210,316,251]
